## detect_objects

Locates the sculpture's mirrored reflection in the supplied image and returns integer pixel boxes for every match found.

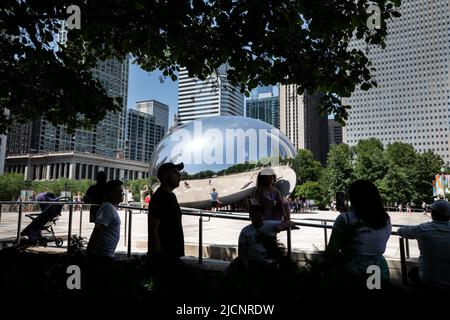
[149,116,297,208]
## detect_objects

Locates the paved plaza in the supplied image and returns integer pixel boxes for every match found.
[0,206,430,260]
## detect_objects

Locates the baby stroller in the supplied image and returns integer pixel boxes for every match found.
[20,192,69,247]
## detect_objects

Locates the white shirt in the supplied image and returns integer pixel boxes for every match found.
[91,202,121,257]
[238,221,280,262]
[127,192,134,203]
[397,221,450,289]
[333,211,392,256]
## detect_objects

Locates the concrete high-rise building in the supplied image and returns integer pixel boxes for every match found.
[280,85,329,164]
[125,108,166,163]
[343,0,450,164]
[328,119,343,146]
[246,92,280,129]
[177,66,244,124]
[135,99,169,131]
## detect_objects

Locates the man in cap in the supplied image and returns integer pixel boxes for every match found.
[148,162,185,270]
[397,200,450,290]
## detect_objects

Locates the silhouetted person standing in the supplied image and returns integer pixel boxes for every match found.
[148,162,185,270]
[84,171,107,223]
[86,180,123,261]
[85,180,123,296]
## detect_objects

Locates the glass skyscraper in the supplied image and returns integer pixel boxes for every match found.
[125,103,168,163]
[8,58,129,159]
[246,92,280,129]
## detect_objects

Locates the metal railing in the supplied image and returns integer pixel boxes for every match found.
[0,201,416,284]
[385,206,426,213]
[0,200,142,255]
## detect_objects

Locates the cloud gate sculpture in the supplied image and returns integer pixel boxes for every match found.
[149,116,297,209]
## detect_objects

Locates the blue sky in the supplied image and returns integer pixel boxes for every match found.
[127,62,333,125]
[127,62,178,126]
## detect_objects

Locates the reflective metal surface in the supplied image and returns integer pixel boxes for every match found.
[149,116,296,177]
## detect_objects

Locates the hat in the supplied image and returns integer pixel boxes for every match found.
[429,200,450,217]
[105,180,123,193]
[157,162,184,181]
[260,167,276,176]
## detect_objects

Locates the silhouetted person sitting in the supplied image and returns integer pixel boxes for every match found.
[84,171,107,223]
[254,167,287,221]
[397,200,450,290]
[148,162,185,272]
[230,204,297,273]
[328,180,392,287]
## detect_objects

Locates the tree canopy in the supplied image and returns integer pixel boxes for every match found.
[292,149,323,185]
[1,0,401,133]
[322,143,354,203]
[290,139,443,207]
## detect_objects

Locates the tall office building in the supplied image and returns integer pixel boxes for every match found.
[343,0,450,164]
[4,57,145,181]
[135,100,169,131]
[7,58,129,158]
[246,91,280,128]
[125,106,167,163]
[328,119,343,146]
[280,85,329,164]
[177,66,244,124]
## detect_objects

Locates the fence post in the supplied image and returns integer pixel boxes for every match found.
[323,221,328,248]
[67,204,73,253]
[127,209,132,258]
[399,237,408,285]
[16,204,23,246]
[285,208,292,260]
[124,208,128,247]
[405,238,410,258]
[199,210,203,264]
[78,206,83,237]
